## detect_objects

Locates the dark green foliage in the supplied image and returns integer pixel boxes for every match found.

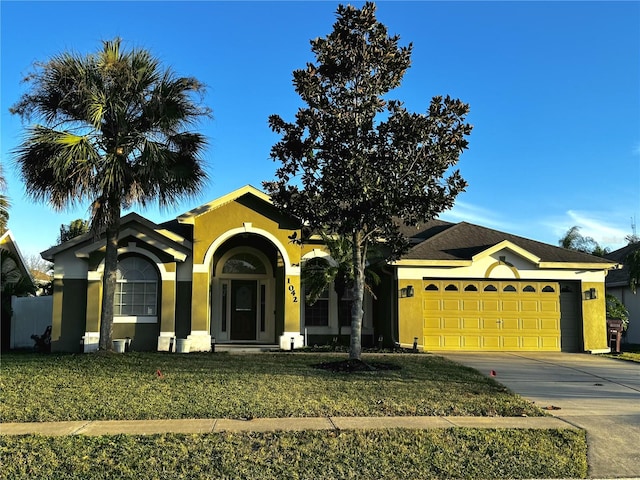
[265,3,472,359]
[0,429,587,479]
[57,219,90,244]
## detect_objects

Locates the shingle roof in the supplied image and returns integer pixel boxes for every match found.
[605,242,640,286]
[401,220,615,264]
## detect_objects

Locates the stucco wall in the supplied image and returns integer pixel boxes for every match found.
[51,278,87,352]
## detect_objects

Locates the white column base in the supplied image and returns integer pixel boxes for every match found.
[187,331,212,352]
[587,348,611,354]
[280,332,304,350]
[157,332,176,352]
[83,332,100,353]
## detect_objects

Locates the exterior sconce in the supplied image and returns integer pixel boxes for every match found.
[583,288,597,300]
[399,286,415,298]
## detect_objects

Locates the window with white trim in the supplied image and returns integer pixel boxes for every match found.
[114,256,158,320]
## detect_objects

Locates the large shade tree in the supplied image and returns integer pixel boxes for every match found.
[11,38,210,350]
[265,3,472,359]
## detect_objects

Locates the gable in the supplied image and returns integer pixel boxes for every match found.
[41,213,191,263]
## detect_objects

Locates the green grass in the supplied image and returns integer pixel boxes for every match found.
[0,429,587,479]
[0,352,544,422]
[603,343,640,363]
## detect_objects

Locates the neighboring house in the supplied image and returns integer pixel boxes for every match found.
[1,230,36,351]
[605,243,640,344]
[42,185,618,354]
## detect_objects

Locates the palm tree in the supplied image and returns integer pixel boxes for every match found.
[0,163,10,234]
[11,38,210,350]
[303,232,379,346]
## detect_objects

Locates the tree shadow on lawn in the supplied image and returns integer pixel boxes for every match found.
[311,358,402,373]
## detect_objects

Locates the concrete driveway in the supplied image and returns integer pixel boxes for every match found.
[440,352,640,479]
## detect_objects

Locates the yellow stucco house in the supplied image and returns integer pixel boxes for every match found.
[42,185,618,354]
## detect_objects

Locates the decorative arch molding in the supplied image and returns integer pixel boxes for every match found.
[197,224,297,275]
[301,249,338,267]
[90,243,173,281]
[484,260,520,279]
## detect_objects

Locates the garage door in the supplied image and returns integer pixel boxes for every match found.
[423,280,560,351]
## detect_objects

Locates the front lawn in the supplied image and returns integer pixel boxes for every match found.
[1,352,588,479]
[0,429,587,479]
[0,352,544,422]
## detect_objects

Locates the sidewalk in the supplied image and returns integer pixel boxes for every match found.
[0,415,575,436]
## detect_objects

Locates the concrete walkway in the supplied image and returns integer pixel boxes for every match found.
[0,415,572,436]
[441,352,640,480]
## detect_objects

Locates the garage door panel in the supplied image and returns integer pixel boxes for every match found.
[423,299,440,311]
[481,317,501,330]
[481,299,500,311]
[521,300,539,312]
[462,336,481,348]
[503,336,520,349]
[482,336,501,348]
[541,336,559,349]
[461,317,481,329]
[443,335,462,348]
[540,300,559,312]
[421,280,561,351]
[501,318,520,330]
[462,299,480,312]
[424,317,440,329]
[500,300,519,312]
[443,317,460,329]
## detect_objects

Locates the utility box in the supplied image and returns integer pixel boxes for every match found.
[607,318,623,354]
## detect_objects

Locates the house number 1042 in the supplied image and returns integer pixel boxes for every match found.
[288,284,298,303]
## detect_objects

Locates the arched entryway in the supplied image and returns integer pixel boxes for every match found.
[211,242,277,343]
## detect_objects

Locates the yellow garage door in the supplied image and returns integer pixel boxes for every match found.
[423,280,560,351]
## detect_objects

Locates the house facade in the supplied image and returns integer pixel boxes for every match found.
[605,243,640,344]
[42,186,617,354]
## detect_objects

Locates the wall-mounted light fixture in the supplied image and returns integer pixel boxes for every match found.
[399,286,415,298]
[583,288,597,300]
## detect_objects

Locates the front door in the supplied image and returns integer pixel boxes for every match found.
[231,280,257,340]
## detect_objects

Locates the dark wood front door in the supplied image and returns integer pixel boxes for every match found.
[231,280,257,340]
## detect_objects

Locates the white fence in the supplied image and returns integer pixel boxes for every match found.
[10,296,53,349]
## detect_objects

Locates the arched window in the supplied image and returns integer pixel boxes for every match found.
[523,285,536,292]
[484,284,497,292]
[464,284,478,291]
[424,284,439,291]
[503,285,517,292]
[222,253,266,274]
[115,256,158,318]
[542,285,555,293]
[445,284,458,291]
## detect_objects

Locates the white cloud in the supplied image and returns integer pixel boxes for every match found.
[439,201,510,231]
[542,210,631,249]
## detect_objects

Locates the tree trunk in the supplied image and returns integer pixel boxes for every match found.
[99,217,120,351]
[349,230,365,360]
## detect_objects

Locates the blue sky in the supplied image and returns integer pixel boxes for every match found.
[1,1,639,260]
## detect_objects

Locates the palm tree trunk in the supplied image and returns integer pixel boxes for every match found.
[349,230,365,360]
[99,218,120,351]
